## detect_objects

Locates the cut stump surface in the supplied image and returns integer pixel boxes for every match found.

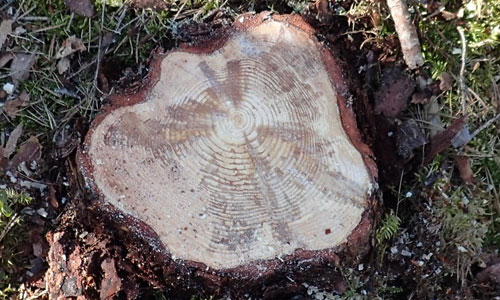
[79,12,376,291]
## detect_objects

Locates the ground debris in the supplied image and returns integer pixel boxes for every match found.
[9,136,42,172]
[56,36,86,59]
[55,36,86,74]
[411,91,432,104]
[424,116,466,164]
[396,119,427,159]
[374,67,416,117]
[65,0,95,18]
[439,72,453,92]
[46,231,86,299]
[100,258,122,300]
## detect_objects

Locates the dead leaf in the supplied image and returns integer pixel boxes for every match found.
[424,116,466,164]
[439,72,453,91]
[55,36,86,59]
[455,155,475,185]
[57,57,71,74]
[3,91,29,117]
[100,258,122,300]
[9,136,42,172]
[396,119,428,159]
[0,20,13,50]
[10,53,37,82]
[374,67,416,117]
[0,52,13,68]
[65,0,95,17]
[4,124,23,157]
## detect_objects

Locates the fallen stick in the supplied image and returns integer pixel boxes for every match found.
[387,0,424,69]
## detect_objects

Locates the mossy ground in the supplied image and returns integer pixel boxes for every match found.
[0,0,499,299]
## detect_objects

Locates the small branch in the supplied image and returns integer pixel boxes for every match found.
[386,0,424,69]
[470,113,500,140]
[457,26,467,114]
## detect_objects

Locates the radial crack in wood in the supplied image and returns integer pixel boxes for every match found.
[80,13,376,283]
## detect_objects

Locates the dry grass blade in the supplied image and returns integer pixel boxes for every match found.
[0,213,20,243]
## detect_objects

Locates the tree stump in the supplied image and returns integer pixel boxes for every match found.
[78,12,377,297]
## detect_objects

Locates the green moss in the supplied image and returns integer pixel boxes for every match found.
[0,190,33,298]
